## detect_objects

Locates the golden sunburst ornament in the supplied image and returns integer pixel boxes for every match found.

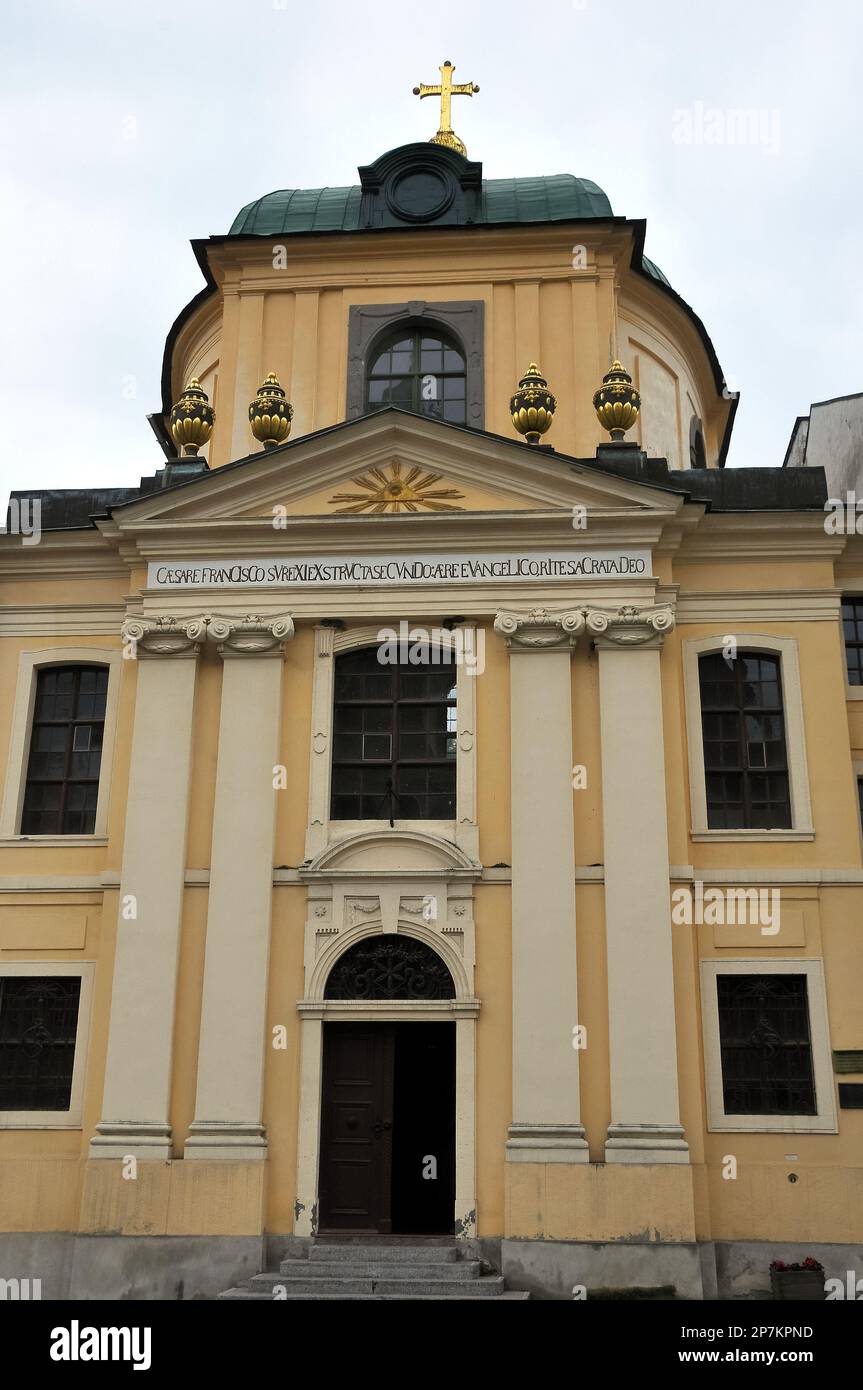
[329,462,465,514]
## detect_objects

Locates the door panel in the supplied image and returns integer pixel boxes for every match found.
[319,1024,394,1232]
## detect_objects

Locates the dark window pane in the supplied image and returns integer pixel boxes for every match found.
[717,975,815,1115]
[699,652,790,829]
[364,326,466,423]
[21,666,108,836]
[331,647,457,820]
[842,598,863,685]
[0,976,82,1110]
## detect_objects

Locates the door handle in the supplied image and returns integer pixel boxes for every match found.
[372,1119,393,1137]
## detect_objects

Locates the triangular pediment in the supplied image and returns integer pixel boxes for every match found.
[106,410,682,532]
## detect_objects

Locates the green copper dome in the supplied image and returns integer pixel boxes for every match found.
[229,174,614,236]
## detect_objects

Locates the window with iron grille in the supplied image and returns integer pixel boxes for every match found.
[331,648,456,821]
[21,666,108,835]
[0,976,82,1111]
[842,596,863,685]
[698,651,791,829]
[716,974,816,1115]
[365,326,466,424]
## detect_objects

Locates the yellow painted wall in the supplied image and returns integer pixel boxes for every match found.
[0,234,858,1257]
[171,225,727,474]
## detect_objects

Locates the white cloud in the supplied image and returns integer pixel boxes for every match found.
[1,0,861,501]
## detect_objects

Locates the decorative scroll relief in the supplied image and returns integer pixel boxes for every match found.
[304,883,475,999]
[120,613,295,659]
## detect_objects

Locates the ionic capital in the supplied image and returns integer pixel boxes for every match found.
[585,603,675,648]
[494,607,585,652]
[121,614,209,659]
[207,613,295,659]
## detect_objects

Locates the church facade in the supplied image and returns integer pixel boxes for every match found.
[1,81,862,1300]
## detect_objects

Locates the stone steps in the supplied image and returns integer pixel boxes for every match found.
[219,1289,530,1301]
[217,1240,530,1301]
[308,1243,459,1263]
[273,1262,479,1281]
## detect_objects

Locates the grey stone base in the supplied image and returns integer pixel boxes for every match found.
[0,1233,263,1301]
[501,1237,705,1300]
[712,1240,863,1301]
[4,1232,862,1300]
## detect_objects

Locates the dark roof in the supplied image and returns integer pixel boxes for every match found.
[227,173,673,292]
[7,487,151,531]
[230,174,614,236]
[12,409,821,534]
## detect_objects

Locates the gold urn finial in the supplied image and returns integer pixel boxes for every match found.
[412,60,479,157]
[510,363,557,445]
[169,377,214,456]
[593,360,641,442]
[249,372,293,449]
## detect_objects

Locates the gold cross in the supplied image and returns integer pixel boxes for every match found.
[413,60,479,157]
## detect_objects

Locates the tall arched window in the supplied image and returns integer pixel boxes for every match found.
[330,647,457,822]
[698,651,791,829]
[365,326,467,424]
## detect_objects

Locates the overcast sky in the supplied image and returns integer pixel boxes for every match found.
[1,0,861,505]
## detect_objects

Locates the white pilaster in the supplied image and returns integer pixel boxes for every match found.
[90,615,206,1160]
[591,604,688,1163]
[494,608,588,1163]
[304,623,337,861]
[294,1016,323,1236]
[454,1015,477,1234]
[185,615,294,1161]
[454,624,480,862]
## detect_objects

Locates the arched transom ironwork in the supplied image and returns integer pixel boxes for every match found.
[324,936,456,1001]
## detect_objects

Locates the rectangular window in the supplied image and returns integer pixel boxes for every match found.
[699,652,791,829]
[842,597,863,685]
[20,666,108,835]
[0,975,82,1111]
[716,973,816,1116]
[331,649,456,820]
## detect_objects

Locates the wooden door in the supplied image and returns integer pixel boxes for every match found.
[318,1024,395,1233]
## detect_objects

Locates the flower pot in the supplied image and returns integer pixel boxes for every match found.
[770,1269,825,1301]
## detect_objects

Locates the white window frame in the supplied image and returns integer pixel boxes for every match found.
[683,634,814,842]
[700,958,837,1133]
[304,624,478,863]
[0,961,95,1128]
[0,647,122,844]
